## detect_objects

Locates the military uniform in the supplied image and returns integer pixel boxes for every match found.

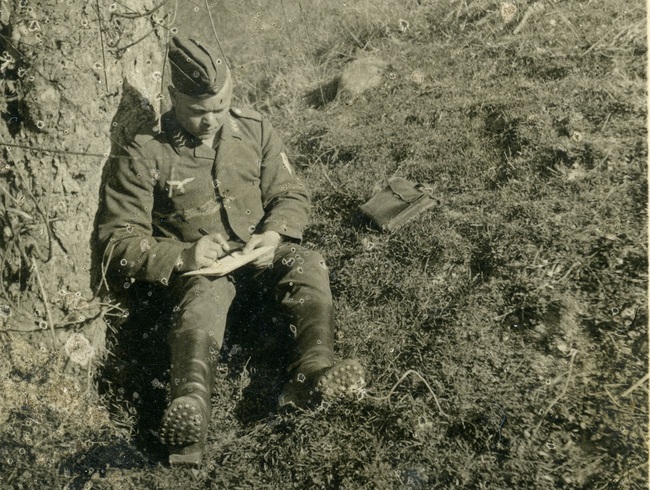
[96,36,364,467]
[98,107,310,283]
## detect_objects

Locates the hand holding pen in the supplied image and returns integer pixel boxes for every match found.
[175,229,237,272]
[198,228,237,257]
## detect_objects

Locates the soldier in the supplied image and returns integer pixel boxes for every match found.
[96,36,365,466]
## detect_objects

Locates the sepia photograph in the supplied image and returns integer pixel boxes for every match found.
[0,0,647,488]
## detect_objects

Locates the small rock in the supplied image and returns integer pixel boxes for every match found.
[338,56,387,97]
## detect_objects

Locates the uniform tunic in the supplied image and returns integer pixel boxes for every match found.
[98,107,310,286]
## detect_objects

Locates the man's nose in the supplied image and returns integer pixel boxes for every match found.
[202,113,217,126]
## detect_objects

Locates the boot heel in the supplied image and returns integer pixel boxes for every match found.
[168,441,205,467]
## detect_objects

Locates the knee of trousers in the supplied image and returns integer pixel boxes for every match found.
[168,276,235,347]
[278,248,332,302]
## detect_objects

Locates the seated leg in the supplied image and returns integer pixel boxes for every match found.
[161,275,235,467]
[256,244,366,408]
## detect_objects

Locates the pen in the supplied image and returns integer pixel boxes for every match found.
[198,228,238,257]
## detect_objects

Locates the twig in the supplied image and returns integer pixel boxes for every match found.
[0,184,20,205]
[582,28,613,57]
[592,149,612,172]
[495,402,506,443]
[364,369,450,419]
[2,320,74,332]
[475,10,495,27]
[592,183,626,219]
[157,1,174,134]
[494,308,517,321]
[113,28,156,55]
[533,349,578,435]
[557,261,581,282]
[603,385,622,408]
[5,207,34,221]
[237,357,252,400]
[94,241,116,298]
[541,1,582,44]
[621,373,649,398]
[110,0,169,19]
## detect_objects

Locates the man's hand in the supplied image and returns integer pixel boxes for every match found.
[175,233,231,272]
[242,231,282,268]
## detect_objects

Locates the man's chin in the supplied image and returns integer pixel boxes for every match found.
[193,129,220,141]
[197,129,215,136]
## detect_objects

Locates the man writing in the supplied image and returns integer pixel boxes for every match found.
[96,36,365,466]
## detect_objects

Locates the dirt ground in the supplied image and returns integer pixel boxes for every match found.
[0,0,647,489]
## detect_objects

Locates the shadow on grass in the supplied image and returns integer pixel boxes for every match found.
[303,78,340,109]
[224,284,294,425]
[95,281,295,469]
[96,283,173,466]
[59,439,153,490]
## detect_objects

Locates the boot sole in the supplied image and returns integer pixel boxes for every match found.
[317,359,366,400]
[159,396,208,450]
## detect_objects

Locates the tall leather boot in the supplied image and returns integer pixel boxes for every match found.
[159,329,216,467]
[279,304,365,408]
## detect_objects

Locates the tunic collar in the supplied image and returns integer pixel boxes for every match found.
[161,110,241,160]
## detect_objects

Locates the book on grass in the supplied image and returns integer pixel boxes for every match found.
[181,246,274,277]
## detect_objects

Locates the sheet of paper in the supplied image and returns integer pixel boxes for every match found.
[181,246,274,277]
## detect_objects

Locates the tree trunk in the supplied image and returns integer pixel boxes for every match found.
[0,0,169,359]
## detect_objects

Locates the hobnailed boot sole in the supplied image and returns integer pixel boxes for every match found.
[159,395,208,467]
[316,359,366,400]
[279,359,366,409]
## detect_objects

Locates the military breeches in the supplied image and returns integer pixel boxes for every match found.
[166,243,334,373]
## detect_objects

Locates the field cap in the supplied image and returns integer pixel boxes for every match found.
[168,36,229,97]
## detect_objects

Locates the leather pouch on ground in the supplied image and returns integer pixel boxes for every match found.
[359,177,440,231]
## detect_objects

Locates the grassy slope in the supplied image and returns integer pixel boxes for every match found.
[1,1,647,489]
